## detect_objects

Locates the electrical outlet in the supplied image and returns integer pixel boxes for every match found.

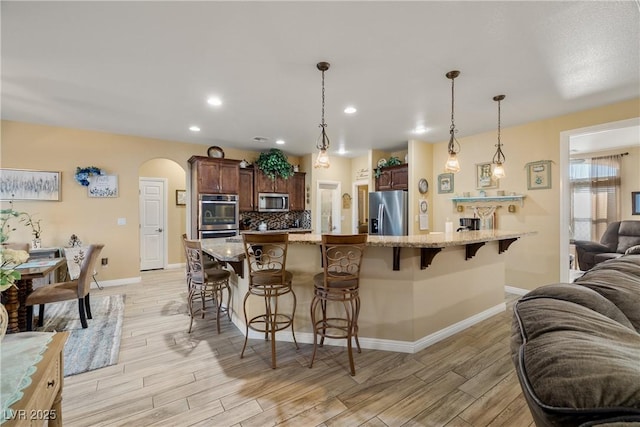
[101,258,108,266]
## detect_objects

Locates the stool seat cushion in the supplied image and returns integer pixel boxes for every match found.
[204,268,231,281]
[251,269,293,286]
[313,272,359,289]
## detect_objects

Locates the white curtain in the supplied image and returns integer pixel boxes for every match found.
[570,154,622,242]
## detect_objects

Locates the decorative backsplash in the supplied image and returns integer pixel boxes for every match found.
[240,210,311,231]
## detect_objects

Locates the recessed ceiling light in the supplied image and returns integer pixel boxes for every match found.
[344,106,357,114]
[413,126,428,134]
[275,139,285,145]
[189,126,201,132]
[207,96,222,107]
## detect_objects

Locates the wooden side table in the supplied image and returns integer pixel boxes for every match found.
[2,332,68,426]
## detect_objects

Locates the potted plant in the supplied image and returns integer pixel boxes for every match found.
[20,213,42,249]
[255,149,294,180]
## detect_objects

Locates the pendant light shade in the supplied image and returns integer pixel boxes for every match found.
[314,61,331,169]
[492,94,506,179]
[444,70,461,173]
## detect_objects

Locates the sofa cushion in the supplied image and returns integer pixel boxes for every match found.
[512,294,640,423]
[594,252,623,264]
[574,255,640,331]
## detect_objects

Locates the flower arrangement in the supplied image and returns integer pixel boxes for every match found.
[374,156,402,178]
[255,149,294,180]
[20,212,42,239]
[75,166,103,186]
[0,248,29,293]
[0,207,24,244]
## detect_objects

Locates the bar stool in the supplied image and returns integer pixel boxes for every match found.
[241,232,298,369]
[183,239,231,334]
[309,234,367,376]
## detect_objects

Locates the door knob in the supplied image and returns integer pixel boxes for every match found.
[157,228,163,232]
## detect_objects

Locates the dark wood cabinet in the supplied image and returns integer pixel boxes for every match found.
[254,169,289,194]
[238,168,254,212]
[375,164,408,191]
[289,172,306,211]
[189,156,240,194]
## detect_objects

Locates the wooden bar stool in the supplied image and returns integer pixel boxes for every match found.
[241,232,298,368]
[309,234,367,376]
[183,239,231,334]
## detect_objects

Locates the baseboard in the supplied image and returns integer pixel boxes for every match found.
[231,301,506,354]
[504,285,529,296]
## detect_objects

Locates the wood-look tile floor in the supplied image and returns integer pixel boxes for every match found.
[62,268,534,427]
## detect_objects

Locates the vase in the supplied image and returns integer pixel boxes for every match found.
[0,303,8,341]
[32,238,41,249]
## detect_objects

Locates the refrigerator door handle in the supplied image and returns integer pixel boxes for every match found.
[378,204,384,235]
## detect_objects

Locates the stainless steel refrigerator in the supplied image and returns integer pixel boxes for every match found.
[368,190,409,236]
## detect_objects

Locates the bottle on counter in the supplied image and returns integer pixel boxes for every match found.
[258,222,267,231]
[445,217,453,234]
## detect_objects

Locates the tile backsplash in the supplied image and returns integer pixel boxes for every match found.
[240,210,311,231]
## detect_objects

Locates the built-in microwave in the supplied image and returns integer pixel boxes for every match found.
[258,193,289,212]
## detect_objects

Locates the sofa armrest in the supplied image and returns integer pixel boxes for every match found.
[574,240,613,254]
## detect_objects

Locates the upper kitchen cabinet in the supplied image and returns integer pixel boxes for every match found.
[375,164,408,191]
[239,167,255,212]
[189,156,240,194]
[254,169,289,194]
[289,172,306,211]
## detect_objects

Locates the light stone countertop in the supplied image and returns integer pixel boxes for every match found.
[209,229,536,262]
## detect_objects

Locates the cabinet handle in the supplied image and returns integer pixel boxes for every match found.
[47,379,55,388]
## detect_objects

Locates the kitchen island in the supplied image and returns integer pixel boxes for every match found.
[202,229,534,353]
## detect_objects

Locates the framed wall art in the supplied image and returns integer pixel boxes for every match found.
[632,191,640,215]
[438,173,454,194]
[88,174,118,198]
[0,168,61,201]
[526,160,552,190]
[176,189,187,206]
[476,162,498,189]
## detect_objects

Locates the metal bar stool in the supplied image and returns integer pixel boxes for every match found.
[309,234,367,376]
[184,239,231,334]
[241,232,298,369]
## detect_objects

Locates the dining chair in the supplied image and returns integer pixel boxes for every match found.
[309,234,367,375]
[183,239,231,333]
[25,243,104,330]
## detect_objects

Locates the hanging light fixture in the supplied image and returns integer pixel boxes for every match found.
[492,94,506,178]
[314,61,331,169]
[444,70,461,173]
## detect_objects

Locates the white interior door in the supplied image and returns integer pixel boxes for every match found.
[140,178,166,270]
[316,181,341,234]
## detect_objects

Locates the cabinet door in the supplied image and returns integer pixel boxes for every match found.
[273,176,289,194]
[219,161,240,194]
[391,167,408,190]
[254,170,276,193]
[289,173,306,211]
[197,161,221,194]
[239,168,254,211]
[375,169,393,191]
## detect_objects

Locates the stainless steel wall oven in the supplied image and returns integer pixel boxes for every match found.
[198,194,238,238]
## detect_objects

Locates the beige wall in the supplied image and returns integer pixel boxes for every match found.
[0,120,300,282]
[430,98,640,290]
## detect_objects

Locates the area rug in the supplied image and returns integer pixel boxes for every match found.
[35,294,125,377]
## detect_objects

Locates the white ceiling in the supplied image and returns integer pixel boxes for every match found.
[2,1,639,159]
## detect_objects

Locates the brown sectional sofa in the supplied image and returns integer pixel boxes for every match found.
[511,254,640,426]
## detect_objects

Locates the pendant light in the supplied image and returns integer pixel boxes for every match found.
[314,61,331,169]
[444,70,461,173]
[491,94,506,178]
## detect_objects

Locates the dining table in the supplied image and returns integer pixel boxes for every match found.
[3,258,67,333]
